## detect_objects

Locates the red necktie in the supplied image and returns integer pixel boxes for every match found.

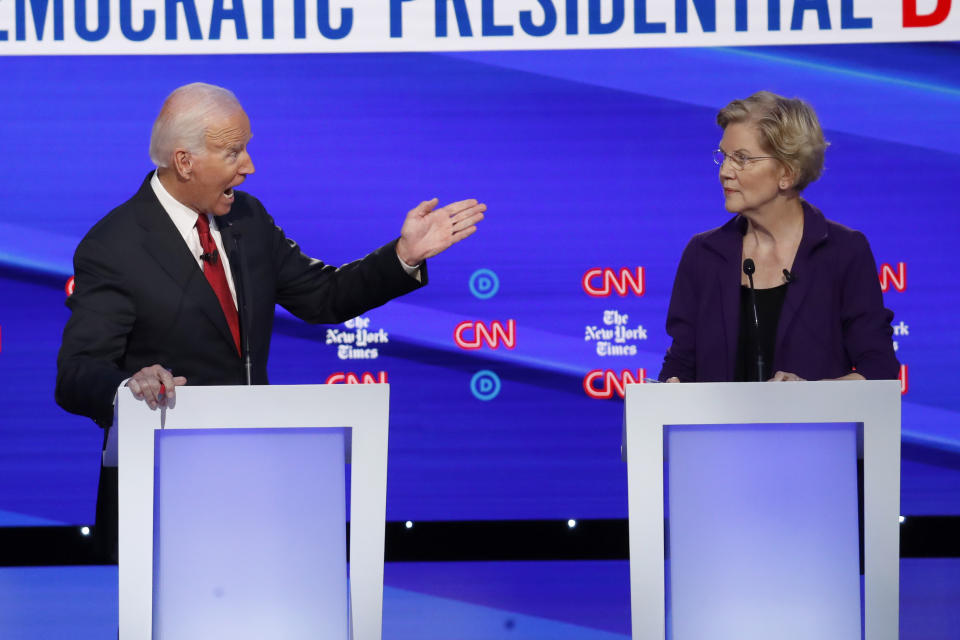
[196,214,241,355]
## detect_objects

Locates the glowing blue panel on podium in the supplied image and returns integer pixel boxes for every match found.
[152,428,348,640]
[666,423,861,640]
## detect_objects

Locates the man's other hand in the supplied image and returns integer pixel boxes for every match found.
[126,365,187,410]
[396,198,486,265]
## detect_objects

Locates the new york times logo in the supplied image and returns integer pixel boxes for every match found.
[584,310,647,356]
[325,316,388,360]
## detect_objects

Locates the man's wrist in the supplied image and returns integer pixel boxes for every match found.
[395,239,420,275]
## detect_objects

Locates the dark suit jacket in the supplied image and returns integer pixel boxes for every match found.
[56,173,426,427]
[658,201,899,382]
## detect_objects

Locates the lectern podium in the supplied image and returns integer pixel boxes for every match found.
[623,381,901,640]
[112,384,390,640]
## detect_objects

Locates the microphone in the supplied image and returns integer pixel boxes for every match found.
[229,233,253,386]
[742,259,767,381]
[200,249,219,265]
[782,268,795,283]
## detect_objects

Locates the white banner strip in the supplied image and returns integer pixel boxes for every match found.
[0,0,957,55]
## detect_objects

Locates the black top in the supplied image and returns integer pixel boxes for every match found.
[735,283,789,382]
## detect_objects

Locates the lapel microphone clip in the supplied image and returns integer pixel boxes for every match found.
[200,249,219,265]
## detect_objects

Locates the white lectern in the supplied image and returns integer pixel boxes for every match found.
[114,384,390,640]
[624,381,901,640]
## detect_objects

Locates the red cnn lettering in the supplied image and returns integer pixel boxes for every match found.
[583,369,647,399]
[454,320,516,350]
[582,267,646,297]
[325,371,388,384]
[65,276,75,296]
[878,262,907,292]
[903,0,951,27]
[898,364,908,395]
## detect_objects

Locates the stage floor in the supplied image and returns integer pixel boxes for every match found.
[1,559,957,639]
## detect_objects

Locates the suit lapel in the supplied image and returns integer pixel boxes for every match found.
[703,216,746,380]
[774,202,828,361]
[134,177,238,351]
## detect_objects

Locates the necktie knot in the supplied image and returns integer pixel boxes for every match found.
[195,213,211,236]
[196,215,219,265]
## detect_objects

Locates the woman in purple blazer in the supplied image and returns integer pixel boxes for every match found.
[658,91,899,383]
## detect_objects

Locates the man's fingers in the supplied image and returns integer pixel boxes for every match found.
[440,199,481,216]
[768,371,800,382]
[414,198,439,217]
[157,367,176,393]
[451,226,477,243]
[451,203,486,220]
[143,372,164,408]
[163,375,187,404]
[126,365,180,409]
[137,378,160,409]
[452,210,485,232]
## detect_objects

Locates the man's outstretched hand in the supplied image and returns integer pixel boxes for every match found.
[396,198,486,266]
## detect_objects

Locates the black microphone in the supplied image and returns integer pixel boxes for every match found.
[229,232,254,386]
[782,268,795,283]
[200,249,219,265]
[743,259,767,381]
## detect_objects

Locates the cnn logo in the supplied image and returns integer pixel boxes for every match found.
[878,262,906,293]
[583,369,648,399]
[325,371,388,384]
[582,268,645,297]
[454,320,516,350]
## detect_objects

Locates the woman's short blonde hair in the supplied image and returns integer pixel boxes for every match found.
[717,91,828,192]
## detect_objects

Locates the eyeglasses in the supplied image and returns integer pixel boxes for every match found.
[713,148,776,171]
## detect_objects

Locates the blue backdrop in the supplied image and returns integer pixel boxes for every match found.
[1,43,958,526]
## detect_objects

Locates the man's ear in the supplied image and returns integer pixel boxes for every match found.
[172,149,193,180]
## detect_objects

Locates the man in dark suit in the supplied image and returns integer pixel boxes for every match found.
[55,82,486,559]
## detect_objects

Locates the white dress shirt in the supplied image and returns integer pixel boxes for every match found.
[150,171,239,309]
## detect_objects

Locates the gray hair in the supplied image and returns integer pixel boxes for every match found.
[149,83,242,168]
[717,91,829,192]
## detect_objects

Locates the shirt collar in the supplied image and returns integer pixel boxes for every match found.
[150,170,211,237]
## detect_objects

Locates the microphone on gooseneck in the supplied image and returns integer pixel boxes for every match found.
[230,232,254,386]
[743,259,767,382]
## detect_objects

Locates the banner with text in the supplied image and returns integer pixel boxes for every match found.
[1,0,958,55]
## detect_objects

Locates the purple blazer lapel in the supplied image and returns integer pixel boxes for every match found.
[703,215,746,381]
[774,202,829,363]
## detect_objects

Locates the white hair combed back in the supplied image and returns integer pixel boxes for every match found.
[149,83,241,168]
